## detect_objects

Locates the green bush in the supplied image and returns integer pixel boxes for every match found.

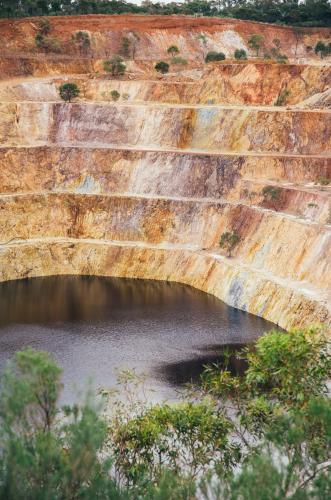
[205,51,226,62]
[0,349,120,499]
[269,39,288,63]
[219,231,240,257]
[59,82,80,102]
[262,185,281,200]
[274,88,290,105]
[248,34,264,56]
[167,45,179,56]
[276,53,288,63]
[34,32,44,48]
[234,48,247,60]
[104,56,126,77]
[38,18,50,36]
[171,56,188,66]
[110,89,120,101]
[121,36,131,57]
[316,176,331,185]
[35,34,61,53]
[109,400,234,483]
[74,30,90,55]
[315,40,331,58]
[0,326,330,499]
[155,61,169,74]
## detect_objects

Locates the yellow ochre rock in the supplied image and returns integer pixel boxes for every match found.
[0,15,330,331]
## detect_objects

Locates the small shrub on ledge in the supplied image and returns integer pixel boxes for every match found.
[315,177,331,186]
[104,56,126,77]
[171,56,188,66]
[315,40,331,59]
[35,34,61,53]
[234,49,247,60]
[38,19,50,36]
[219,231,240,257]
[262,185,281,200]
[74,30,91,55]
[59,83,80,103]
[34,19,60,54]
[167,45,180,56]
[155,61,170,74]
[274,88,290,105]
[248,34,264,57]
[205,51,226,63]
[110,89,120,101]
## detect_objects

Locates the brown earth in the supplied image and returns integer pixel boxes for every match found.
[1,14,330,60]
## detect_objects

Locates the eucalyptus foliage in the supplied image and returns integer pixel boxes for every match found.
[0,326,330,499]
[1,1,331,28]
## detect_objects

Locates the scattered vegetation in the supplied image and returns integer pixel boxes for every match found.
[234,48,247,60]
[155,61,170,74]
[315,40,331,58]
[171,56,188,66]
[274,87,291,106]
[73,30,91,55]
[38,36,61,53]
[34,20,61,54]
[128,32,140,60]
[219,231,240,257]
[262,185,281,198]
[315,176,331,185]
[0,327,329,498]
[205,51,226,62]
[248,34,264,56]
[38,18,50,36]
[262,185,282,206]
[119,32,140,59]
[110,89,120,101]
[167,44,180,56]
[277,53,289,63]
[121,35,131,58]
[104,56,126,77]
[270,38,289,63]
[59,82,80,103]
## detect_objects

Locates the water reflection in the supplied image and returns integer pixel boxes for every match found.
[156,344,248,386]
[0,276,274,403]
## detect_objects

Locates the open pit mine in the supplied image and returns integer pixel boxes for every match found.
[0,14,330,331]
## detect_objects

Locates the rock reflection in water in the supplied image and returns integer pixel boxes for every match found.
[0,276,274,403]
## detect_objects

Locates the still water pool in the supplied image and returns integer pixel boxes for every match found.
[0,276,275,403]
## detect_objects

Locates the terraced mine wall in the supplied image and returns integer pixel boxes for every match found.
[1,64,330,107]
[2,103,330,154]
[0,15,330,331]
[1,14,330,59]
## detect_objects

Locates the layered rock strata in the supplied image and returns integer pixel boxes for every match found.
[0,15,330,330]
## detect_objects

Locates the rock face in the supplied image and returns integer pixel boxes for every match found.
[0,14,330,330]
